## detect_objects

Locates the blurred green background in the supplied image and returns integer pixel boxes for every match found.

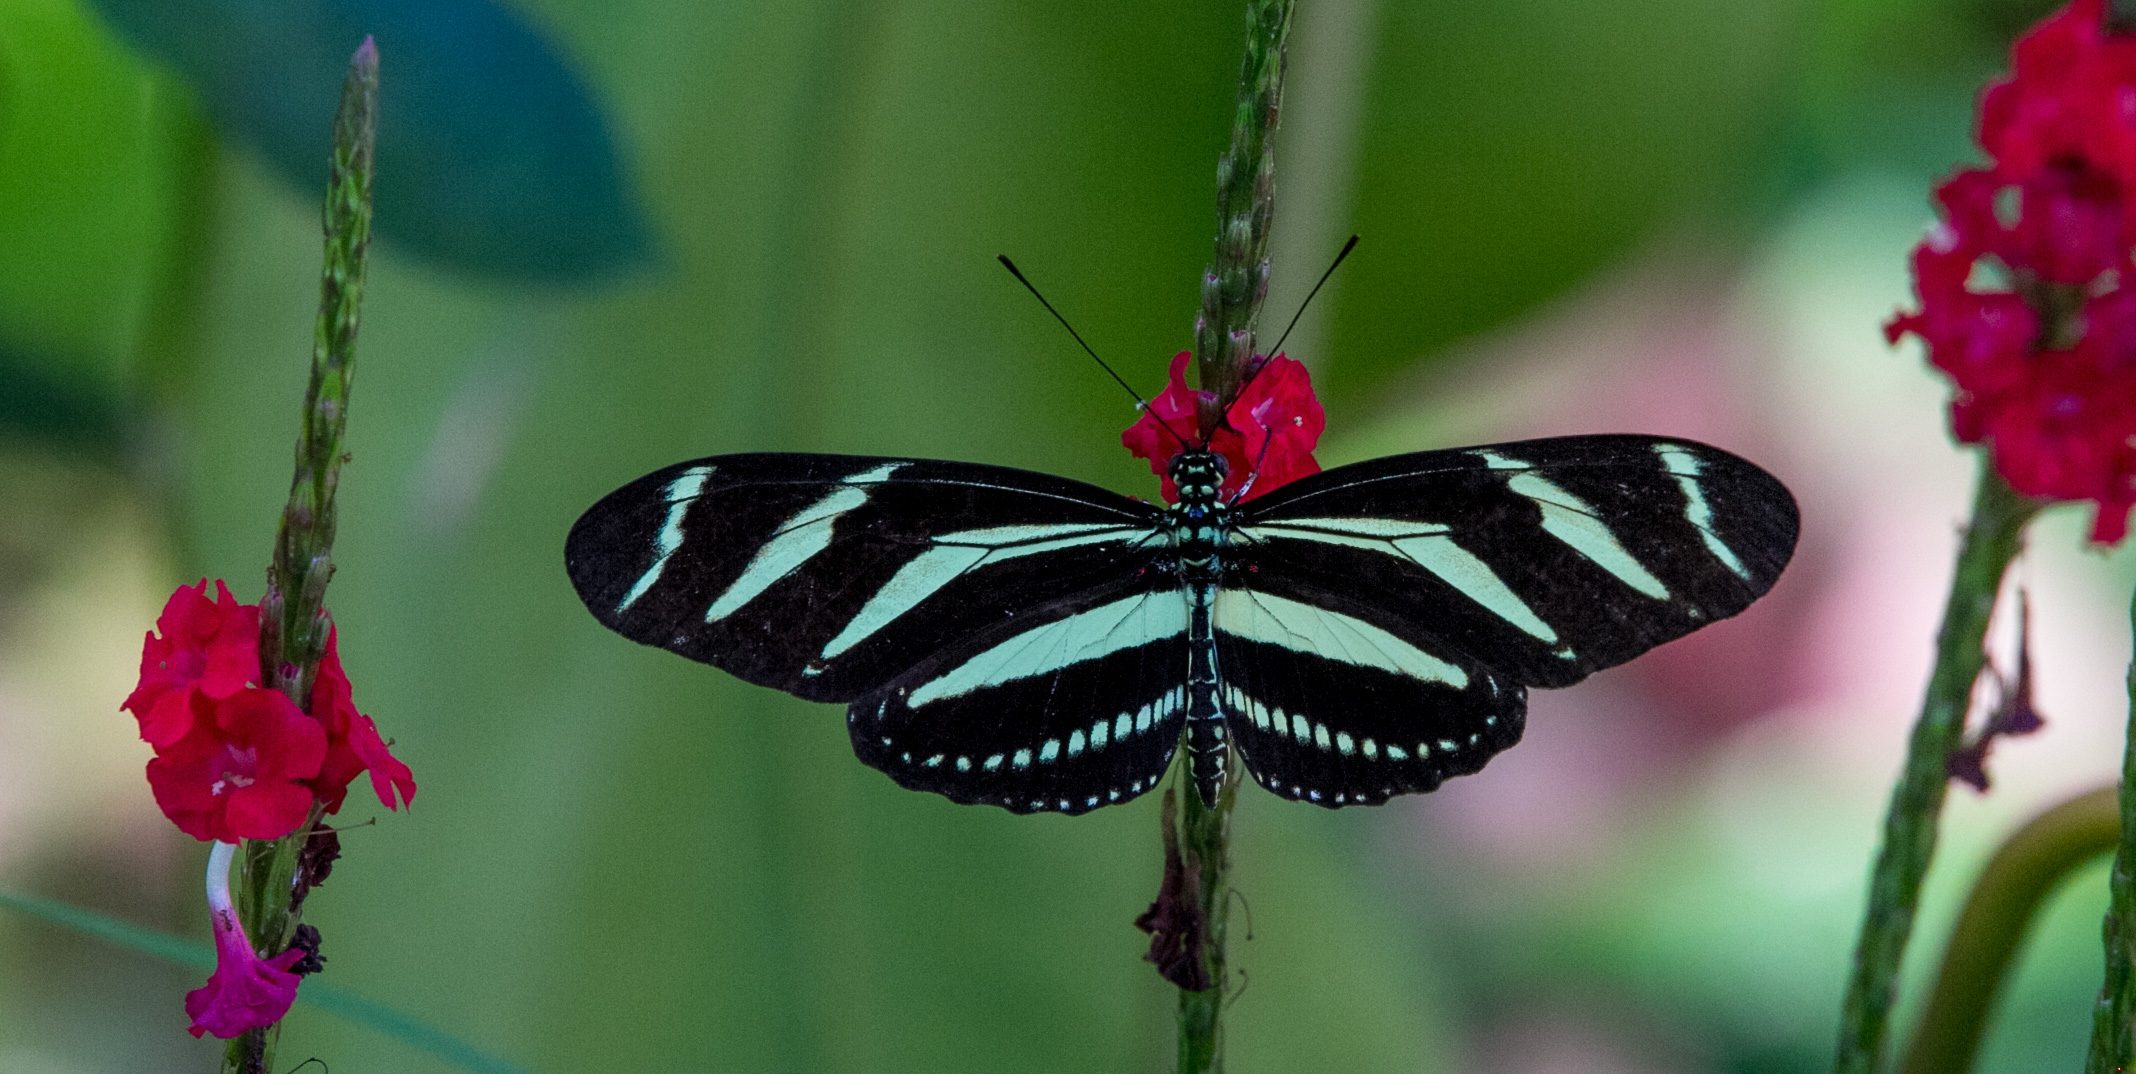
[3,0,2135,1071]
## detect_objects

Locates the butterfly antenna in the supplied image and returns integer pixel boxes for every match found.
[1226,421,1280,505]
[997,255,1192,450]
[1267,234,1359,360]
[1213,235,1359,444]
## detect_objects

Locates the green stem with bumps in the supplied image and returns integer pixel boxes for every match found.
[2084,591,2136,1073]
[1897,787,2116,1074]
[1175,772,1240,1074]
[1169,2,1290,1071]
[226,37,377,1074]
[2087,12,2136,1069]
[1831,462,2038,1074]
[1192,0,1293,437]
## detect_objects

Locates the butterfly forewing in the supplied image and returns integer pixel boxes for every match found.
[565,453,1164,702]
[1233,435,1797,690]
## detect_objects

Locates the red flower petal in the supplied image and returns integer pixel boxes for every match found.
[123,580,263,748]
[305,626,416,813]
[1121,352,1208,504]
[147,689,326,843]
[350,714,417,811]
[1220,355,1325,500]
[1891,11,2136,549]
[1122,351,1325,503]
[138,684,210,751]
[1980,0,2136,188]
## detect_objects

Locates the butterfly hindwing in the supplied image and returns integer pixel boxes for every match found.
[565,453,1164,702]
[1234,435,1797,690]
[849,578,1189,814]
[1211,581,1525,806]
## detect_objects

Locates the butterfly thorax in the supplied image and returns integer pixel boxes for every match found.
[1166,448,1232,577]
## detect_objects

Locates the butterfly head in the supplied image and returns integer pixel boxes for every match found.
[1168,449,1228,504]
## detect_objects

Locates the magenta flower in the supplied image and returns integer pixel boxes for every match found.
[185,842,305,1039]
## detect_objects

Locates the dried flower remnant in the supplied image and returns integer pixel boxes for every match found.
[1135,790,1214,991]
[1948,592,2047,792]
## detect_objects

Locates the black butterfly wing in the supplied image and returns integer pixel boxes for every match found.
[848,575,1190,815]
[565,453,1167,703]
[1210,581,1526,807]
[1232,434,1798,689]
[1217,434,1796,807]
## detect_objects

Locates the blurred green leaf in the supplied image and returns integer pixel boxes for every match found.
[0,0,194,391]
[0,341,124,452]
[1329,0,1798,400]
[88,0,653,282]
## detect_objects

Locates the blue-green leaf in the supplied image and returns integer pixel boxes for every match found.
[88,0,654,282]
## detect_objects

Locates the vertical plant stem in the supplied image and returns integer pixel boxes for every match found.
[1168,4,1290,1071]
[1900,787,2117,1074]
[1832,462,2038,1074]
[227,37,377,1074]
[1192,0,1294,435]
[257,36,377,712]
[2083,593,2136,1073]
[1176,772,1239,1074]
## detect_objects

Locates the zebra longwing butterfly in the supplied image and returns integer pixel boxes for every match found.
[564,433,1798,814]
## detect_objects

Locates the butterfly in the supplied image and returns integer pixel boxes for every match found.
[564,430,1797,814]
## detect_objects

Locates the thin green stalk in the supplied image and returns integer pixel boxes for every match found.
[2084,592,2136,1072]
[228,37,377,1074]
[1192,0,1293,436]
[257,36,377,712]
[1168,3,1291,1071]
[1832,462,2039,1074]
[1176,769,1240,1074]
[1898,787,2117,1074]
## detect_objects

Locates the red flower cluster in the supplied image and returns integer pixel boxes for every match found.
[1122,351,1326,503]
[124,580,415,842]
[1889,0,2136,543]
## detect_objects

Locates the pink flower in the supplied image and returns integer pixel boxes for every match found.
[307,626,415,814]
[185,842,304,1038]
[1122,351,1325,503]
[122,581,262,748]
[148,689,327,843]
